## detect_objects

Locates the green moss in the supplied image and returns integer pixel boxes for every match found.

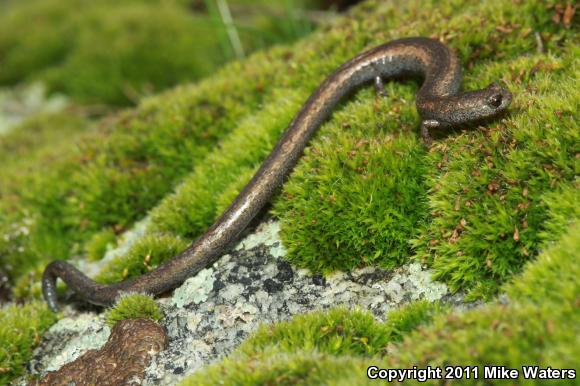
[505,223,579,306]
[0,111,86,165]
[384,300,448,343]
[0,0,75,85]
[85,228,117,262]
[42,3,220,105]
[104,293,162,327]
[275,125,428,272]
[240,303,447,358]
[180,350,371,386]
[538,181,580,246]
[0,0,318,105]
[0,111,89,197]
[388,223,580,374]
[0,302,59,384]
[239,308,393,358]
[96,233,189,284]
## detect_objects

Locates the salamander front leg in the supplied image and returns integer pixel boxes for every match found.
[420,119,440,146]
[374,76,387,97]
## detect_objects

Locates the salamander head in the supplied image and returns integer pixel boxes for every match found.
[478,82,512,118]
[449,82,512,126]
[419,83,512,127]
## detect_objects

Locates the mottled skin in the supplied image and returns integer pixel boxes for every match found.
[42,37,512,311]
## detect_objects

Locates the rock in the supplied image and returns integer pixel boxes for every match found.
[30,318,167,386]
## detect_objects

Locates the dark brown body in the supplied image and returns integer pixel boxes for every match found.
[42,37,511,311]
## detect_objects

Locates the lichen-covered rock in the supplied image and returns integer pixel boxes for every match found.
[29,318,167,386]
[28,313,111,375]
[144,219,461,385]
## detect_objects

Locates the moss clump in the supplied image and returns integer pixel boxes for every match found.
[241,303,447,358]
[383,300,448,343]
[388,223,580,373]
[104,293,162,327]
[504,223,579,306]
[0,111,87,165]
[538,181,580,246]
[239,308,392,358]
[0,111,89,199]
[84,228,117,262]
[275,125,428,272]
[180,350,371,386]
[0,302,58,384]
[0,0,75,86]
[41,3,221,106]
[96,234,189,284]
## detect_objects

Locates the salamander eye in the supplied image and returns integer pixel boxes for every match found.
[488,93,503,108]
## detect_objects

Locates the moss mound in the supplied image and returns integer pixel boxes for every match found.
[104,293,163,327]
[0,0,317,105]
[0,302,58,384]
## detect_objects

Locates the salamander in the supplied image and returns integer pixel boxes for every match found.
[42,37,512,311]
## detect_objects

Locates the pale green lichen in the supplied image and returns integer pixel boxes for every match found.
[171,269,215,308]
[47,313,103,335]
[401,263,448,302]
[235,221,282,251]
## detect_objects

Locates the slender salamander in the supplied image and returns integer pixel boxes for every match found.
[42,37,512,311]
